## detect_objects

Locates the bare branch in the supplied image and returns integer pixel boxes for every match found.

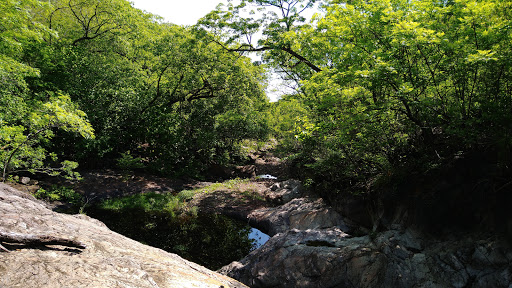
[217,41,322,72]
[0,231,86,252]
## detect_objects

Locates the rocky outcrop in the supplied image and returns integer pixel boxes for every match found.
[0,183,246,288]
[248,197,351,236]
[243,179,354,236]
[264,179,304,204]
[221,228,512,288]
[221,180,512,288]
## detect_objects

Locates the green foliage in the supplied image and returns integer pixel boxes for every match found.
[200,0,322,76]
[100,179,254,217]
[0,94,94,180]
[34,185,82,205]
[116,151,145,171]
[99,192,194,216]
[267,95,310,152]
[177,178,253,195]
[205,0,512,198]
[247,0,512,194]
[1,0,273,181]
[23,1,272,175]
[0,1,94,181]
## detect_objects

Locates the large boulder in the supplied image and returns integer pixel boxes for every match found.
[0,183,246,288]
[264,179,304,204]
[220,228,512,288]
[248,197,351,236]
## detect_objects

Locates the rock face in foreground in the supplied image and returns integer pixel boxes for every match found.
[220,180,512,288]
[221,228,512,288]
[0,183,246,288]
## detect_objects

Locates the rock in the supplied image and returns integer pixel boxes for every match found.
[326,190,373,229]
[248,197,351,236]
[265,179,303,204]
[220,229,512,288]
[219,228,375,288]
[20,177,31,185]
[0,183,246,288]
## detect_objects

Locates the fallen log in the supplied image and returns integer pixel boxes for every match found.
[0,231,86,252]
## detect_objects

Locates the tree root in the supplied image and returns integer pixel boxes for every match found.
[0,231,86,252]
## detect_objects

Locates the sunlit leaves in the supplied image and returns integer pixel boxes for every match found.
[0,94,94,180]
[466,50,498,62]
[0,1,96,180]
[273,0,512,191]
[199,0,322,76]
[0,0,51,56]
[37,94,95,139]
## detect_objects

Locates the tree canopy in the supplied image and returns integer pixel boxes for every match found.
[304,0,512,191]
[1,0,272,180]
[205,0,512,195]
[2,0,511,202]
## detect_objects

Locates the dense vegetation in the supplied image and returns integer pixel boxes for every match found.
[204,0,511,184]
[203,0,512,231]
[1,0,270,180]
[2,0,512,231]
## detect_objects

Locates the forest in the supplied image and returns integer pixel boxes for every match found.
[1,0,512,234]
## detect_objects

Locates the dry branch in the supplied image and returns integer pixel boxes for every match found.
[0,231,86,252]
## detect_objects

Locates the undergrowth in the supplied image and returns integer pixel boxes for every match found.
[34,185,83,205]
[98,178,260,216]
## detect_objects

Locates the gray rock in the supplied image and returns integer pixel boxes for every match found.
[0,183,247,288]
[399,228,424,251]
[220,229,381,288]
[248,197,350,236]
[265,179,304,204]
[20,177,30,185]
[220,229,512,288]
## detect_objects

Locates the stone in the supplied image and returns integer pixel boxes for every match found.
[265,179,304,204]
[20,177,31,185]
[220,228,512,288]
[0,183,246,288]
[219,229,374,288]
[248,197,351,236]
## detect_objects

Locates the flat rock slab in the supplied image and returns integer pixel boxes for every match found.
[0,183,246,288]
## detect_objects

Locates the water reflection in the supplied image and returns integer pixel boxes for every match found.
[249,227,270,248]
[87,207,257,270]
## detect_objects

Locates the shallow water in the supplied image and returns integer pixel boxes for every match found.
[249,227,270,248]
[87,206,266,270]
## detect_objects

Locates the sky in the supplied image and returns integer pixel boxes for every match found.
[130,0,228,26]
[129,0,309,101]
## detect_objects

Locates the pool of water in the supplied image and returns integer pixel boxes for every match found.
[249,227,270,248]
[87,206,269,270]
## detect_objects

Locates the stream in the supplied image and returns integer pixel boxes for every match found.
[86,206,269,270]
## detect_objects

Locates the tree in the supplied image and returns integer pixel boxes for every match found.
[21,0,271,175]
[199,0,323,75]
[1,94,94,181]
[291,0,512,192]
[204,0,512,194]
[0,0,94,181]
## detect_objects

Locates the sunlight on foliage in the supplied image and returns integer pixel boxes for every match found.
[99,178,257,216]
